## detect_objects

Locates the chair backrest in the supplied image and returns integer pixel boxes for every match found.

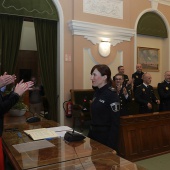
[70,89,94,110]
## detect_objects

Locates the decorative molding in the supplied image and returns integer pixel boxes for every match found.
[68,20,135,47]
[150,0,159,9]
[149,0,170,8]
[83,0,123,19]
[159,0,170,5]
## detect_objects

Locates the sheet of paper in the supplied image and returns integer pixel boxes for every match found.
[24,128,47,135]
[24,128,58,140]
[47,126,72,132]
[13,140,54,153]
[55,131,67,137]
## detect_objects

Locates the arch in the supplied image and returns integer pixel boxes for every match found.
[52,0,64,125]
[137,12,167,38]
[134,9,170,71]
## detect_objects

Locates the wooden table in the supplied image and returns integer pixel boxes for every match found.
[2,113,146,170]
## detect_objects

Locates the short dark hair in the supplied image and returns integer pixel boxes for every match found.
[91,64,112,84]
[114,73,124,80]
[118,65,123,70]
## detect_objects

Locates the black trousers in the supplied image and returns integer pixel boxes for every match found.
[88,126,119,153]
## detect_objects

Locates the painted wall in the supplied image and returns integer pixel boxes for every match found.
[20,21,37,51]
[19,0,170,125]
[60,0,170,93]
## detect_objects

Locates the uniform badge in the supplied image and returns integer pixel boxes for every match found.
[136,75,138,78]
[142,88,145,91]
[110,102,120,112]
[99,99,105,103]
[166,87,169,90]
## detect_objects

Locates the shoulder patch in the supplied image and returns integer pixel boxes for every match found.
[108,87,116,91]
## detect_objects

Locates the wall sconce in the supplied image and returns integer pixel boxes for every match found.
[98,41,111,57]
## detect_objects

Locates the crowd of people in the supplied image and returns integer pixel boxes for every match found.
[88,63,170,154]
[112,64,170,114]
[1,64,170,165]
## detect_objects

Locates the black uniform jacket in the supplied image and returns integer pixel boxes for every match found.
[135,84,158,114]
[118,85,132,116]
[0,92,19,136]
[88,84,120,152]
[157,80,170,111]
[132,71,144,92]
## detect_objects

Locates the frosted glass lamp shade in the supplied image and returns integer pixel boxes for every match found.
[98,41,111,57]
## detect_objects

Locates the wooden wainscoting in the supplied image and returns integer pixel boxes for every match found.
[119,112,170,161]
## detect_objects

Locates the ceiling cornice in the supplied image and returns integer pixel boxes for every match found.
[149,0,170,8]
[159,0,170,5]
[68,20,135,46]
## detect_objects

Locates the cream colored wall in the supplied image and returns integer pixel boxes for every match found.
[57,0,170,125]
[62,0,170,90]
[20,21,37,51]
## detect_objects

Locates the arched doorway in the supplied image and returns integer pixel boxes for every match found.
[134,10,170,87]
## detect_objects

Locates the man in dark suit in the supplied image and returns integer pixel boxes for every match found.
[114,73,132,116]
[113,66,130,86]
[135,73,160,114]
[132,64,144,92]
[157,71,170,111]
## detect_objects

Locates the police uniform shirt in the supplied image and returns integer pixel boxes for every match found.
[157,80,170,111]
[135,83,158,113]
[88,83,120,151]
[132,71,144,91]
[117,85,132,116]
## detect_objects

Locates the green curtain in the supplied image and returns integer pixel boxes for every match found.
[0,14,23,74]
[34,19,58,121]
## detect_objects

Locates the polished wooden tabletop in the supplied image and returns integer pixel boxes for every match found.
[2,113,146,170]
[4,112,47,125]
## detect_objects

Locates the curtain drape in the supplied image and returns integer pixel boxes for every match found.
[34,19,58,121]
[0,14,23,75]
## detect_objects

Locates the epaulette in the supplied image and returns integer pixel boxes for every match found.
[136,84,142,88]
[108,87,116,91]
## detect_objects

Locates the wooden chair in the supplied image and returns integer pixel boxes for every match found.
[70,89,94,131]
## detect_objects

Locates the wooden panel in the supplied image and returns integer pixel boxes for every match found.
[119,112,170,161]
[161,124,170,148]
[128,128,140,156]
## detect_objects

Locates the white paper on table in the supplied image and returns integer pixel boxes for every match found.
[47,126,72,132]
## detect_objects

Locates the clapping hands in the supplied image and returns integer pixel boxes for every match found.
[0,72,34,96]
[14,80,34,96]
[0,72,16,88]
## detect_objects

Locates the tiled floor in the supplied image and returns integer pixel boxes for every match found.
[135,153,170,170]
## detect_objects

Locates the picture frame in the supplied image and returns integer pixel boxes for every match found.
[137,47,159,72]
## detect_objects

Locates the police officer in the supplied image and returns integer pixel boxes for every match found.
[135,73,160,114]
[88,64,120,153]
[157,71,170,111]
[113,66,130,86]
[132,64,144,92]
[114,73,132,116]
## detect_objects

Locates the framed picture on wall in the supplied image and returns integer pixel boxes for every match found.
[137,47,159,72]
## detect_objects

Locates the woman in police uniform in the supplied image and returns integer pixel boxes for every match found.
[88,64,120,153]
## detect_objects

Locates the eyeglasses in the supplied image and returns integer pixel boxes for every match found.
[115,78,122,80]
